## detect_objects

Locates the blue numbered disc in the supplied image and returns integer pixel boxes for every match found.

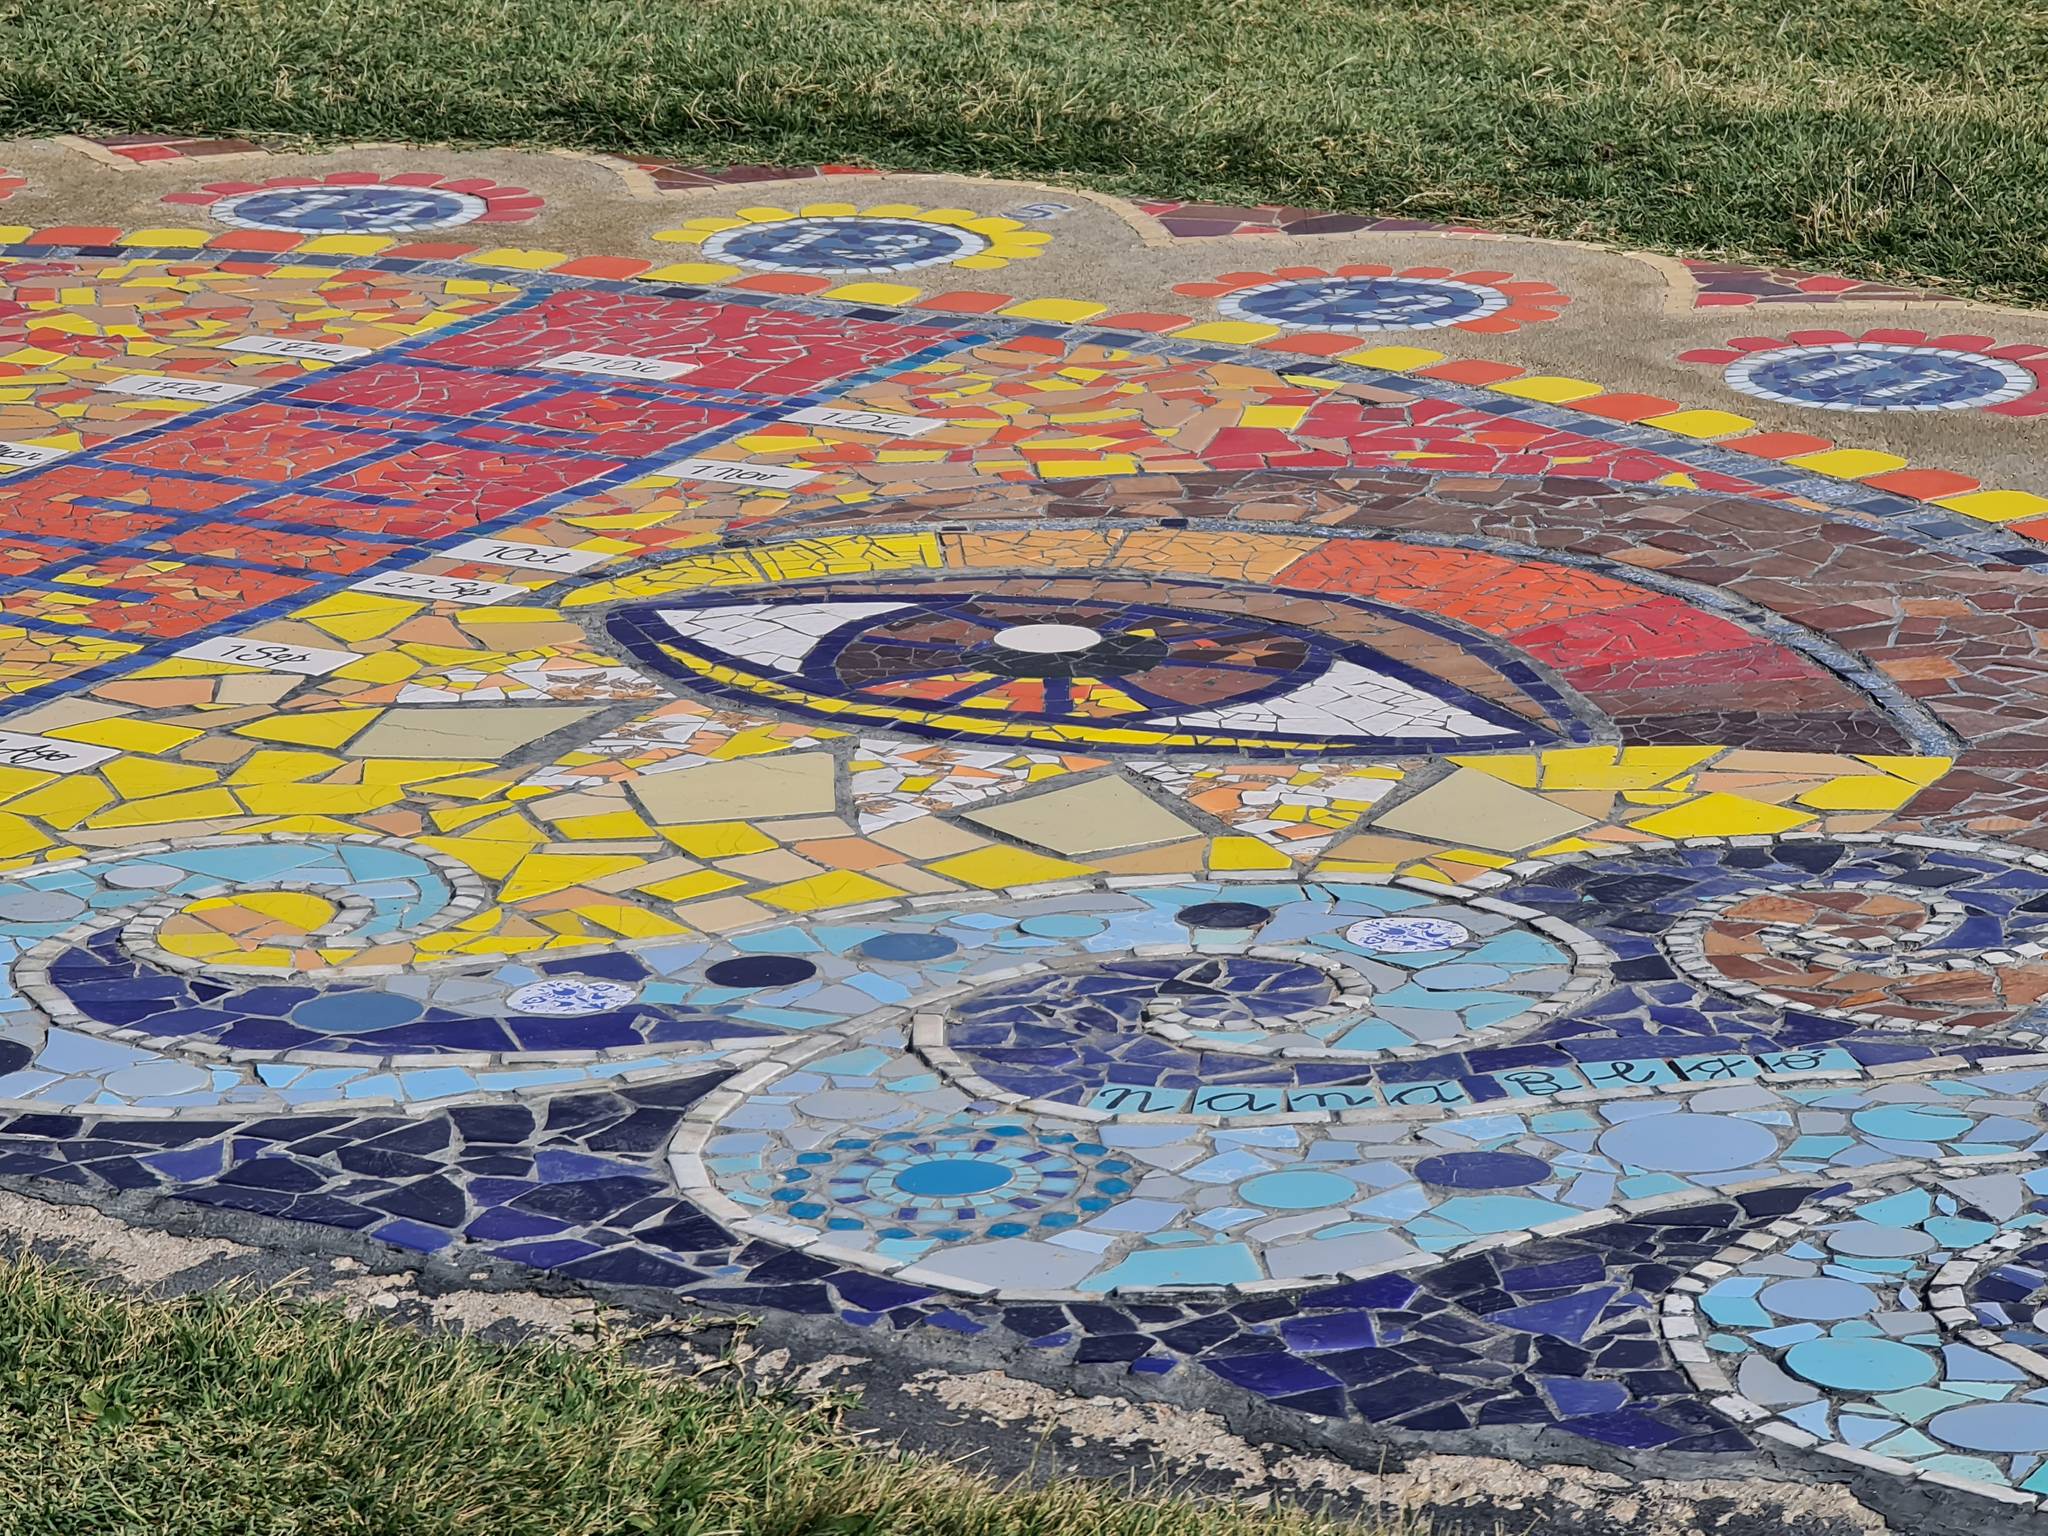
[211,185,487,234]
[1220,275,1507,331]
[700,216,988,273]
[1726,343,2033,413]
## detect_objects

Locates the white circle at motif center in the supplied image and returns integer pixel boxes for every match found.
[1344,916,1473,953]
[507,978,640,1016]
[991,623,1103,655]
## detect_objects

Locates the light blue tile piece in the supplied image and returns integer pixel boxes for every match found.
[1180,1149,1273,1183]
[399,1068,481,1101]
[1433,1194,1572,1234]
[1329,1020,1416,1053]
[1083,1199,1187,1233]
[1380,1078,1469,1108]
[37,1030,148,1071]
[1192,1206,1261,1231]
[1087,1085,1192,1115]
[1759,1047,1862,1076]
[1193,1085,1289,1117]
[1581,1058,1679,1089]
[1782,1401,1836,1437]
[729,926,823,955]
[1083,1241,1261,1292]
[1674,1053,1762,1083]
[1839,1414,1904,1447]
[1491,1066,1586,1099]
[1286,1084,1379,1113]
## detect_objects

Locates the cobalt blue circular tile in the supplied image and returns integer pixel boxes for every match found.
[854,932,959,962]
[1414,1150,1553,1189]
[704,955,819,989]
[1176,901,1272,930]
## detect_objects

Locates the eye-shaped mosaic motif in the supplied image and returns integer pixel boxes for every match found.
[605,579,1588,756]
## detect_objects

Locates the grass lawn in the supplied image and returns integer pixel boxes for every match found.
[1,0,2044,304]
[0,1255,1378,1536]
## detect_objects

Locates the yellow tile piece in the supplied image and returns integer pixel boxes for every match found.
[1448,755,1539,787]
[246,816,367,837]
[227,750,345,785]
[415,835,530,881]
[660,821,778,859]
[642,870,747,902]
[297,235,398,256]
[1206,836,1293,871]
[1489,376,1606,403]
[641,261,743,283]
[1855,755,1953,786]
[1340,345,1444,372]
[1794,775,1924,812]
[927,845,1096,889]
[1532,745,1718,790]
[87,788,246,828]
[468,247,567,271]
[358,760,499,787]
[554,810,657,840]
[1639,408,1757,438]
[1628,793,1815,838]
[184,890,336,929]
[96,749,215,799]
[999,298,1108,323]
[4,775,111,828]
[820,282,922,305]
[1935,488,2048,523]
[1037,455,1139,478]
[0,812,52,858]
[752,534,941,583]
[499,853,648,901]
[47,717,201,753]
[1172,321,1282,344]
[235,710,382,748]
[116,227,213,248]
[754,870,902,912]
[580,903,692,939]
[1783,448,1910,480]
[1240,404,1308,429]
[333,651,422,684]
[236,783,406,815]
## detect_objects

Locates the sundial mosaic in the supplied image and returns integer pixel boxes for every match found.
[2,151,2048,1525]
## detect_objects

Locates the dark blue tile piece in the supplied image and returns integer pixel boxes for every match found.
[1203,1351,1342,1399]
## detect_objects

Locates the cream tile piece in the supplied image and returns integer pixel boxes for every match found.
[960,773,1200,855]
[1370,765,1595,852]
[346,705,602,760]
[628,750,838,824]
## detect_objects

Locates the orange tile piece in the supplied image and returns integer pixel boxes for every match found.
[1725,432,1837,461]
[1415,359,1525,385]
[1571,393,1680,422]
[1866,468,1983,500]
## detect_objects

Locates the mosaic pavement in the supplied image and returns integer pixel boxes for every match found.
[2,135,2048,1529]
